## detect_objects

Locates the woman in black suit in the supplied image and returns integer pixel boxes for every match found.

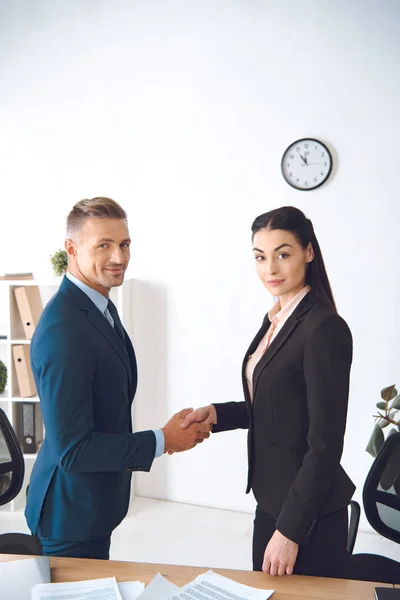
[182,206,355,578]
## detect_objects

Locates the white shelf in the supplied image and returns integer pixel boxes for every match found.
[1,279,61,286]
[0,278,132,513]
[11,396,39,402]
[0,279,59,513]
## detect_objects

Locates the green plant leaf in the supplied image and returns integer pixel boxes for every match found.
[388,428,397,438]
[377,417,390,429]
[380,452,400,491]
[389,410,400,422]
[376,401,386,410]
[0,359,7,395]
[366,424,384,457]
[392,395,400,410]
[50,249,68,276]
[381,385,397,402]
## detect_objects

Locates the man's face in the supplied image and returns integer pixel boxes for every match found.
[66,218,131,296]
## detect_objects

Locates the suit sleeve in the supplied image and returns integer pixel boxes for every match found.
[275,314,352,545]
[32,323,156,474]
[212,401,249,432]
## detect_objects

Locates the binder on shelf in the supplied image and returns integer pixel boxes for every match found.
[13,286,43,339]
[15,401,40,453]
[12,345,37,398]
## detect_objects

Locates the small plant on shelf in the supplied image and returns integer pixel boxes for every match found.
[0,359,7,394]
[50,249,68,276]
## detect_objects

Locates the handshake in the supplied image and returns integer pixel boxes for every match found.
[161,405,217,454]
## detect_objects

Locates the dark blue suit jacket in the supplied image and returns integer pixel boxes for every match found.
[25,276,156,541]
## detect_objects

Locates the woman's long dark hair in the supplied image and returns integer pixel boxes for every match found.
[251,206,337,312]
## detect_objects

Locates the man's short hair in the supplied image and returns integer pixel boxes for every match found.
[66,197,127,238]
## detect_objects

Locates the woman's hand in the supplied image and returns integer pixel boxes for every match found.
[180,405,217,429]
[167,405,217,455]
[262,530,299,576]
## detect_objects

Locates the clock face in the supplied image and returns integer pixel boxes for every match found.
[281,138,332,191]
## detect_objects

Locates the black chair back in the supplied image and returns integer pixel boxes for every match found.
[363,432,400,544]
[0,408,24,506]
[347,500,361,554]
[0,408,42,555]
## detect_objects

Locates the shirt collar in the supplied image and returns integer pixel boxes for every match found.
[268,285,311,325]
[66,272,108,314]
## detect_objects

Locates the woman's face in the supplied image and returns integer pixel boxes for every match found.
[252,228,314,302]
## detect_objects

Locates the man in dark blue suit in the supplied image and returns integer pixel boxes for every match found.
[25,197,210,559]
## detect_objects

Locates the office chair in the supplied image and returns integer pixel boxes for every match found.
[347,432,400,584]
[347,500,361,554]
[0,408,42,555]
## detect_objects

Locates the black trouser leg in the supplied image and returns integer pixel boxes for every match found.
[253,505,348,578]
[252,507,276,572]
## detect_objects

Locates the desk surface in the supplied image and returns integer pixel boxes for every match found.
[0,553,391,600]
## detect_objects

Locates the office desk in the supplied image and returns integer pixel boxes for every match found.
[0,554,391,599]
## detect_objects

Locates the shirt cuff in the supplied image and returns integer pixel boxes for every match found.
[153,429,165,457]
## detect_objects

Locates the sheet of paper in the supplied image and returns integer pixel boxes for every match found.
[31,576,123,600]
[0,556,50,600]
[136,573,180,600]
[118,581,145,600]
[163,570,274,600]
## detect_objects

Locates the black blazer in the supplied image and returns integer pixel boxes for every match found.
[213,290,355,545]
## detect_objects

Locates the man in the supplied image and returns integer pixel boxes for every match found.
[25,197,210,559]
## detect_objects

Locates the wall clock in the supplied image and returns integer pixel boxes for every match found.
[281,138,333,191]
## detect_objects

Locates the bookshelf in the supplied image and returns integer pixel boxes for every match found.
[0,278,133,513]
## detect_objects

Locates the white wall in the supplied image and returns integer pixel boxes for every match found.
[1,0,400,544]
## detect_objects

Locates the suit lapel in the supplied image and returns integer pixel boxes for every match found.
[250,291,317,402]
[241,318,270,407]
[252,317,301,399]
[87,307,132,387]
[60,277,132,387]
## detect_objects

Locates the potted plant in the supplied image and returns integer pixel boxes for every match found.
[0,360,7,394]
[366,385,400,457]
[50,249,68,276]
[366,384,400,492]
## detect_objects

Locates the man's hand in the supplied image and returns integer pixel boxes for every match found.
[180,405,217,429]
[162,409,211,453]
[262,530,299,576]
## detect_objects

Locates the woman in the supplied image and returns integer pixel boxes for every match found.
[182,206,355,578]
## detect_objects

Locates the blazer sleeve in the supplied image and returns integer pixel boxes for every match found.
[212,401,249,432]
[31,323,156,474]
[275,313,353,545]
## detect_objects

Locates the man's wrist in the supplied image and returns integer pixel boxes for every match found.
[153,429,165,457]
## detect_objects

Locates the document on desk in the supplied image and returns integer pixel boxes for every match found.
[31,576,123,600]
[157,570,274,600]
[0,556,50,600]
[136,573,180,600]
[117,581,145,600]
